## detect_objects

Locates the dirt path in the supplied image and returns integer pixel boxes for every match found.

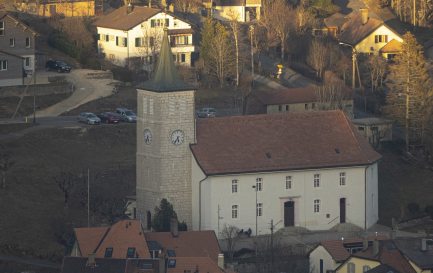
[34,69,117,117]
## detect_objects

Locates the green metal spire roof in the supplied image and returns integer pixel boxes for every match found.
[140,29,193,92]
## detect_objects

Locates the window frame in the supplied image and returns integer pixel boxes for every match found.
[0,60,8,71]
[256,177,263,191]
[126,247,136,258]
[232,204,238,219]
[314,174,320,188]
[104,247,113,258]
[9,38,15,47]
[25,37,31,48]
[347,262,355,273]
[339,172,346,186]
[257,202,263,217]
[231,179,238,193]
[362,265,371,273]
[314,199,320,213]
[0,21,4,36]
[285,175,292,190]
[25,57,30,67]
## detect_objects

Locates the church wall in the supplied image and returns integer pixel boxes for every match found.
[191,155,207,231]
[198,165,373,236]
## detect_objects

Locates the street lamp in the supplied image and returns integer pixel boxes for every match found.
[252,184,258,236]
[339,42,357,90]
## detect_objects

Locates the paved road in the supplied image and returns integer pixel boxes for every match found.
[34,69,117,117]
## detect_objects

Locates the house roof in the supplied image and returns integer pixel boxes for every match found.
[324,12,347,28]
[166,257,223,273]
[379,39,402,53]
[168,28,194,35]
[191,111,381,176]
[212,0,246,6]
[365,264,401,273]
[139,29,194,92]
[61,257,159,273]
[255,86,352,106]
[0,50,25,59]
[339,11,384,45]
[352,117,393,126]
[74,220,151,259]
[394,238,433,269]
[0,12,38,35]
[74,227,109,256]
[145,231,221,263]
[95,5,160,30]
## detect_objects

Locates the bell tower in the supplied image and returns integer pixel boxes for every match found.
[136,29,195,229]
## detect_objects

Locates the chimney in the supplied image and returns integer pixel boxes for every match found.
[127,2,133,14]
[217,253,225,269]
[86,253,97,267]
[373,239,379,256]
[170,218,179,237]
[360,8,369,25]
[148,0,152,8]
[421,239,428,251]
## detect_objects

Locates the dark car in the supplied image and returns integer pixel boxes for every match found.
[45,60,72,73]
[97,112,121,124]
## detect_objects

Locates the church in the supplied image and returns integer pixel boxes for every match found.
[136,30,381,237]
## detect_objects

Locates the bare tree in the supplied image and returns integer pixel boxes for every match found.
[260,0,294,62]
[228,10,241,87]
[307,39,328,80]
[54,172,78,208]
[315,77,351,111]
[221,224,240,261]
[173,0,201,12]
[0,148,14,189]
[365,55,387,93]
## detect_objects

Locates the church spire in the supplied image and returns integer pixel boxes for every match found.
[141,28,192,92]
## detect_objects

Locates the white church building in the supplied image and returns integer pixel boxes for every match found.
[136,30,381,237]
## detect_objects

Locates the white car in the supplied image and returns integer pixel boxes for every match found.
[116,108,137,123]
[196,107,217,118]
[78,112,101,125]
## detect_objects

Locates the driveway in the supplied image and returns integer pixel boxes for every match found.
[34,69,117,117]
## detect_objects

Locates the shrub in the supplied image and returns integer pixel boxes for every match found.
[48,31,80,59]
[407,202,420,215]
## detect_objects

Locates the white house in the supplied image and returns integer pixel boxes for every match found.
[95,5,197,70]
[136,29,382,237]
[204,0,261,22]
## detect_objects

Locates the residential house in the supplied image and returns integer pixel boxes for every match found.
[352,118,393,147]
[323,12,347,38]
[338,9,403,59]
[203,0,261,22]
[0,12,37,86]
[15,0,96,17]
[394,238,433,273]
[68,219,225,273]
[136,29,382,236]
[251,86,354,117]
[95,5,197,70]
[309,238,419,273]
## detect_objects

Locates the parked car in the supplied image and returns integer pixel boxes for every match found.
[97,112,121,124]
[116,108,137,123]
[78,112,101,125]
[196,107,217,118]
[45,60,72,73]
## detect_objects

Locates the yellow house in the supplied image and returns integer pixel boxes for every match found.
[338,9,403,60]
[15,0,96,17]
[336,256,380,273]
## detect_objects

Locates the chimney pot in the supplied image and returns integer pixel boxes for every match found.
[86,253,97,267]
[217,253,224,269]
[373,239,380,256]
[127,2,133,14]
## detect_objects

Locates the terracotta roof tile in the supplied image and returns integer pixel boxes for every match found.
[324,13,347,28]
[167,257,223,273]
[191,111,381,175]
[145,231,221,263]
[379,39,402,53]
[339,12,384,45]
[74,227,109,256]
[96,6,160,30]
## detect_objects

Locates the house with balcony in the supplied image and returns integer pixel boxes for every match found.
[95,5,197,70]
[203,0,261,22]
[0,12,37,86]
[14,0,97,17]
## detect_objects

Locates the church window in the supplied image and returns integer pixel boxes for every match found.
[257,203,263,216]
[232,205,238,219]
[339,172,346,186]
[232,179,238,193]
[314,199,320,213]
[256,178,263,191]
[143,97,148,114]
[314,174,320,188]
[285,176,292,189]
[149,98,154,114]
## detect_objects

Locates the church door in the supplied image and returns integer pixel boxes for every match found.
[340,198,346,223]
[284,201,294,226]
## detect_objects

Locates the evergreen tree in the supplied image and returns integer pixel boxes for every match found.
[152,198,177,232]
[385,32,432,151]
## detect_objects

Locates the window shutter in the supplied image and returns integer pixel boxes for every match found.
[116,36,119,46]
[135,37,140,47]
[151,19,155,27]
[124,38,128,47]
[165,19,169,27]
[97,34,101,40]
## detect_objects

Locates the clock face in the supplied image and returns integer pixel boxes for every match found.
[144,129,152,145]
[171,130,184,145]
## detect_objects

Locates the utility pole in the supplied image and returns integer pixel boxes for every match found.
[270,219,274,273]
[249,25,255,88]
[87,168,90,227]
[33,59,37,124]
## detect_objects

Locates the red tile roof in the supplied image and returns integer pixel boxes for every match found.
[339,12,384,45]
[191,111,381,175]
[74,220,151,259]
[96,6,160,30]
[145,231,221,263]
[167,257,223,273]
[74,227,109,256]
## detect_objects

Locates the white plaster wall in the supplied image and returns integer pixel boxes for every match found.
[309,246,339,273]
[355,25,403,55]
[365,163,379,229]
[97,12,195,67]
[213,6,245,22]
[0,78,23,87]
[198,165,373,236]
